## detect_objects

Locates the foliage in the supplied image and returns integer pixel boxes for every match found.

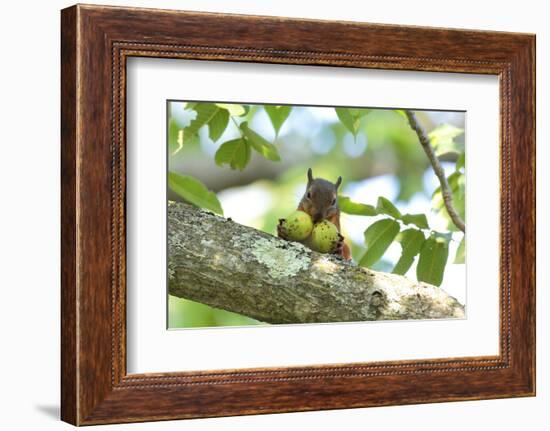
[338,196,377,216]
[169,295,261,328]
[429,123,464,156]
[335,107,371,137]
[416,235,450,287]
[340,194,454,284]
[214,138,250,171]
[264,105,291,137]
[393,229,425,275]
[359,219,400,267]
[168,172,223,215]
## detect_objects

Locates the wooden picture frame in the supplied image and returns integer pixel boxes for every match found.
[61,4,535,425]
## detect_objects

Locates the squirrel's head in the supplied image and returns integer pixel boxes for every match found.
[301,168,342,223]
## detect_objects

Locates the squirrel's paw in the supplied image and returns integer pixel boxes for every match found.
[277,218,290,240]
[332,233,345,256]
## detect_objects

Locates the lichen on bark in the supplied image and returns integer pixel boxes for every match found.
[234,233,311,279]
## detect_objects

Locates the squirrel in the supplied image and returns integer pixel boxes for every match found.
[278,168,352,260]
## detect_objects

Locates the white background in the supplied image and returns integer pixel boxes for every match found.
[127,59,499,373]
[0,0,546,430]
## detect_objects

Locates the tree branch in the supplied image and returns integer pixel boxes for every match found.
[168,201,464,324]
[405,110,466,232]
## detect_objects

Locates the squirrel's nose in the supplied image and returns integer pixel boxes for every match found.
[313,212,323,223]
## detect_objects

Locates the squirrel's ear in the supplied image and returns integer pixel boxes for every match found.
[335,176,342,190]
[307,168,314,183]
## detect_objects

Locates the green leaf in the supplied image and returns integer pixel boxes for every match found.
[208,108,229,142]
[169,118,199,155]
[240,122,281,162]
[401,213,430,230]
[168,172,223,215]
[348,108,371,118]
[376,196,402,219]
[215,138,251,171]
[456,152,465,172]
[359,219,400,267]
[416,236,449,286]
[335,107,370,137]
[454,237,465,264]
[335,108,356,135]
[215,103,247,116]
[338,196,378,216]
[185,103,219,137]
[396,171,424,202]
[168,118,181,154]
[265,105,291,136]
[428,123,464,156]
[393,229,425,275]
[393,109,408,121]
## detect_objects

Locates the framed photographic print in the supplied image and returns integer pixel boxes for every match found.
[61,4,535,425]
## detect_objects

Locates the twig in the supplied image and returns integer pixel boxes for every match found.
[405,110,466,232]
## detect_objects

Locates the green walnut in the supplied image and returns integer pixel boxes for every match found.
[281,210,313,241]
[310,220,340,253]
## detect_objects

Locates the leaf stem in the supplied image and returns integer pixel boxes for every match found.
[230,116,245,139]
[391,216,457,242]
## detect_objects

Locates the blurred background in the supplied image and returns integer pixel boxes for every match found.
[167,101,466,329]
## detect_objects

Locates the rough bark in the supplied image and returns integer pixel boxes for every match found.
[168,201,465,324]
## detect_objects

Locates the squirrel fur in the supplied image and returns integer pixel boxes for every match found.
[278,168,351,260]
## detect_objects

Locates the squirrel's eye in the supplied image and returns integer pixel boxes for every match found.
[307,192,311,199]
[331,198,336,206]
